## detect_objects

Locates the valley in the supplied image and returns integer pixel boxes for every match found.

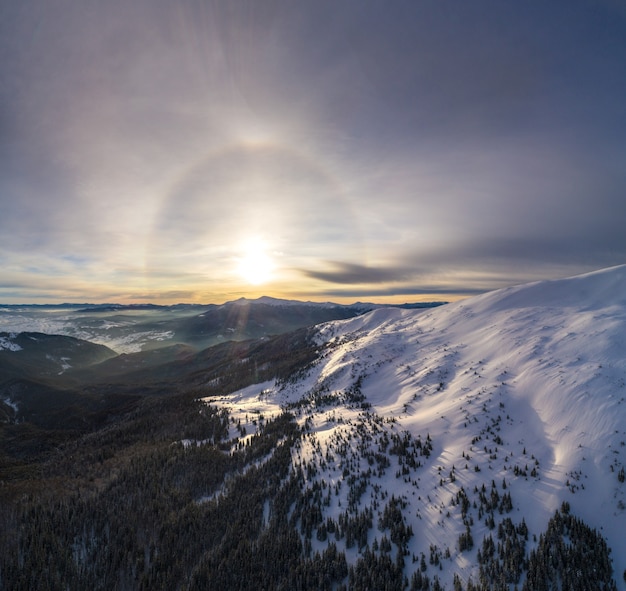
[1,269,625,590]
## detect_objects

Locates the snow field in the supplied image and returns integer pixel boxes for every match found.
[206,265,626,588]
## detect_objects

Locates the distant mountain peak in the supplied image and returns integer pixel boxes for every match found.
[225,295,337,308]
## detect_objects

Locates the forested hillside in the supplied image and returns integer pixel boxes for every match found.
[2,267,626,589]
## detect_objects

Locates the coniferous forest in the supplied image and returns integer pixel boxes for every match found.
[1,399,618,590]
[0,326,621,590]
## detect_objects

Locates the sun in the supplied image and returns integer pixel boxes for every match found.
[235,241,275,285]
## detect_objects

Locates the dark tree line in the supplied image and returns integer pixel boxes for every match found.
[0,384,621,591]
[522,504,617,591]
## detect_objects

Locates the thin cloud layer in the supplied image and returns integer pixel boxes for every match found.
[1,0,625,303]
[302,262,414,286]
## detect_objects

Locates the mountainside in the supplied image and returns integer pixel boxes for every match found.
[204,265,626,588]
[1,267,625,590]
[174,300,364,349]
[0,333,132,457]
[0,331,117,380]
[0,299,444,354]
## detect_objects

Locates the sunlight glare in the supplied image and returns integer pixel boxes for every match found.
[236,240,275,285]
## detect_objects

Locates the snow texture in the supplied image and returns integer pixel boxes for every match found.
[208,265,626,588]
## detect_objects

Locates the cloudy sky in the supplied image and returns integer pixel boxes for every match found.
[1,0,625,304]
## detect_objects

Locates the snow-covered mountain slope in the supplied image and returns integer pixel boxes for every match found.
[210,265,626,588]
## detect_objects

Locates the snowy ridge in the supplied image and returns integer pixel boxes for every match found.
[211,265,626,588]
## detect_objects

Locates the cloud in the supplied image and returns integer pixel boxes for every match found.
[305,285,485,300]
[125,291,198,302]
[301,261,415,285]
[1,1,625,303]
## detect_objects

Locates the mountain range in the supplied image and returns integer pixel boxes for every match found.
[1,267,625,590]
[0,297,444,354]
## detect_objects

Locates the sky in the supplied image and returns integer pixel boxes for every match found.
[1,0,625,305]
